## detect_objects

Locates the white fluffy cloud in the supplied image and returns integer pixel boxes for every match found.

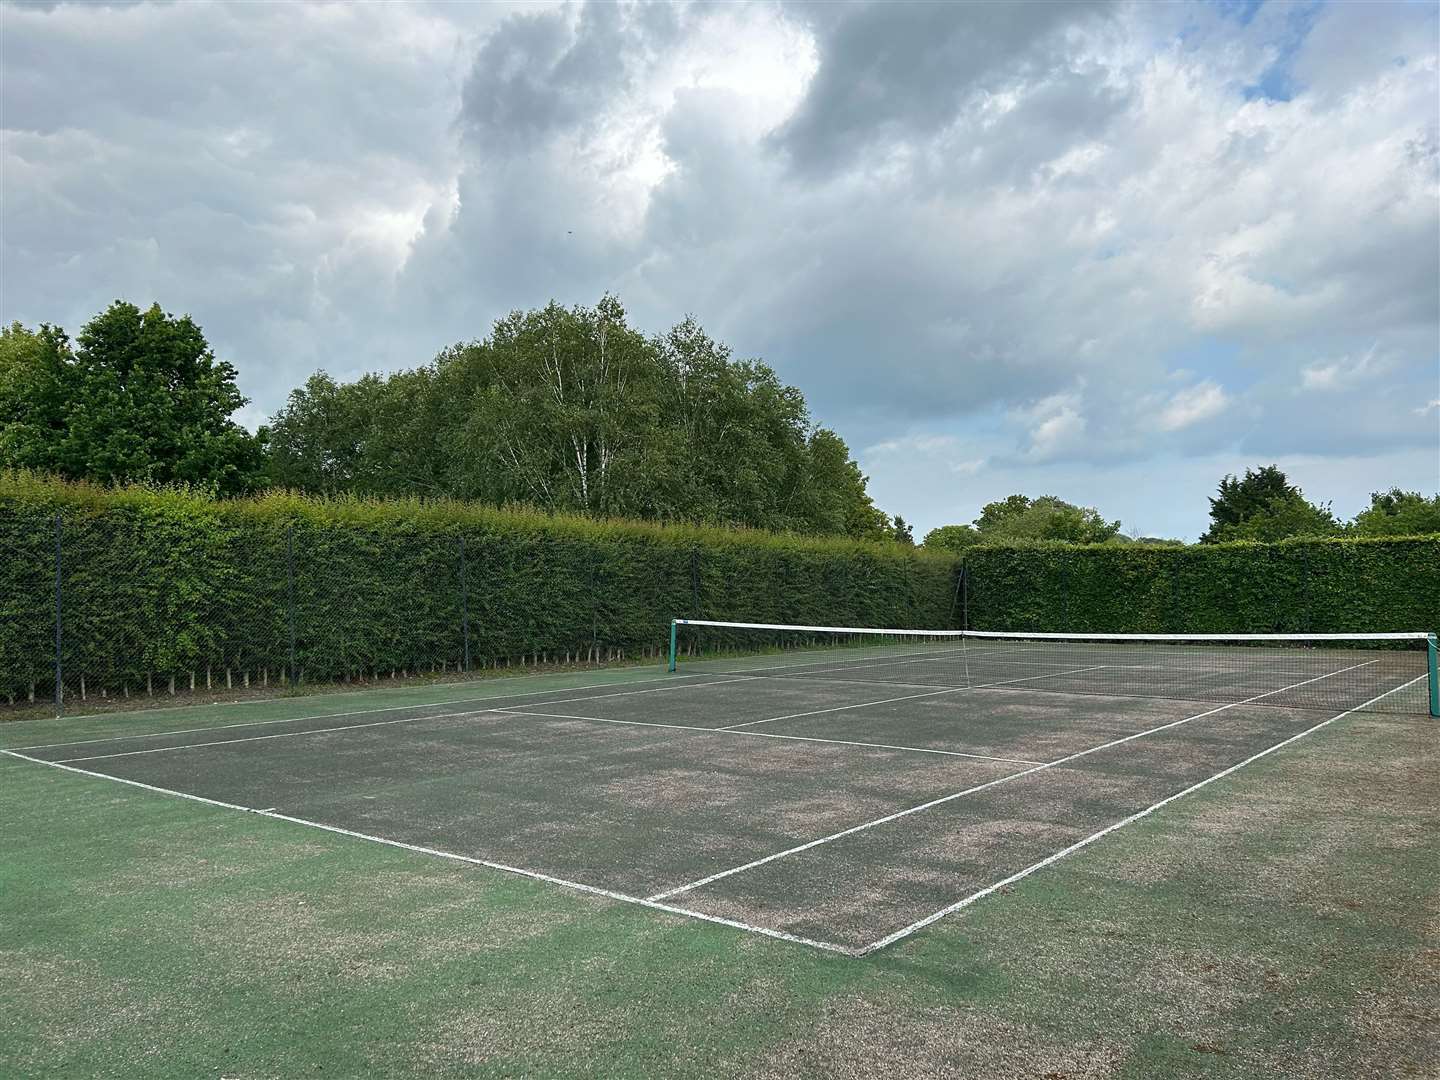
[2,0,1436,538]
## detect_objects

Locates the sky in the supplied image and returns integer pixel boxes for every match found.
[2,0,1437,541]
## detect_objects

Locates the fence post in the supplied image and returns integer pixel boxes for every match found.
[286,526,297,684]
[459,535,471,672]
[53,514,63,715]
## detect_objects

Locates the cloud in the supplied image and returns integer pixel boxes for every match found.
[772,1,1116,173]
[1300,344,1389,391]
[1155,380,1230,431]
[1,0,1436,539]
[1013,391,1088,463]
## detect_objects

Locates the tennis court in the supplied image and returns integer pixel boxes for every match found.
[5,625,1435,955]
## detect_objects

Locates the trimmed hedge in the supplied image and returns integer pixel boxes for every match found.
[4,469,1435,713]
[0,471,960,708]
[963,536,1440,635]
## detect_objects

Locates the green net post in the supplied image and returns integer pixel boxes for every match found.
[1428,634,1439,718]
[668,619,679,672]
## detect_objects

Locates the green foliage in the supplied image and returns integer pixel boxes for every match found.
[0,305,264,495]
[922,524,982,552]
[972,494,1124,543]
[266,298,889,539]
[1202,465,1338,543]
[890,515,914,545]
[1208,491,1341,542]
[1350,489,1440,537]
[0,470,957,707]
[962,535,1440,635]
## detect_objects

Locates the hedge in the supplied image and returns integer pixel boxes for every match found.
[0,471,961,709]
[5,470,1436,715]
[962,536,1440,636]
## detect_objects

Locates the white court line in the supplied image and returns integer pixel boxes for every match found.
[51,706,518,764]
[705,671,973,693]
[493,707,1045,766]
[720,664,1111,730]
[856,670,1430,955]
[0,749,856,957]
[646,659,1381,902]
[9,670,703,753]
[48,675,755,764]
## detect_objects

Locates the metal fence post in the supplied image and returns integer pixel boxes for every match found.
[53,514,63,714]
[459,535,470,672]
[286,526,297,684]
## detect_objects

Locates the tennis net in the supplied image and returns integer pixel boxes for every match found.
[668,620,1439,717]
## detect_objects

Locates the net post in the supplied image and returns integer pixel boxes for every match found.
[1428,634,1439,719]
[668,619,679,673]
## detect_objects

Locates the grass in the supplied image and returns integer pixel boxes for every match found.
[1,686,1436,1079]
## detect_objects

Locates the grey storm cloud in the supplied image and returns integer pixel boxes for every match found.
[2,0,1437,539]
[772,0,1117,173]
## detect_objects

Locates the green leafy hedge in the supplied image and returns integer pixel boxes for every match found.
[0,471,960,707]
[962,536,1440,635]
[5,470,1435,713]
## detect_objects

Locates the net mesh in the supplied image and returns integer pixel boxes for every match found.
[671,621,1436,716]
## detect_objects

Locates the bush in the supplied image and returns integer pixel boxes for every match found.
[0,470,959,709]
[962,536,1440,634]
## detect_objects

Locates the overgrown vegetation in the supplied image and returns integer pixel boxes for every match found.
[0,470,957,709]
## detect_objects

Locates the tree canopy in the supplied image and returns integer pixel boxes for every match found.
[1202,465,1338,543]
[0,304,263,495]
[920,523,982,552]
[266,297,891,539]
[975,494,1124,543]
[921,494,1124,548]
[1349,489,1440,537]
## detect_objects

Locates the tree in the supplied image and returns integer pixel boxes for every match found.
[891,515,914,545]
[1349,489,1440,537]
[1207,491,1340,542]
[0,322,69,466]
[264,296,891,538]
[973,494,1124,543]
[1202,465,1338,542]
[1203,465,1296,542]
[921,524,981,551]
[0,303,264,494]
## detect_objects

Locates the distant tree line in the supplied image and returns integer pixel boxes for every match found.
[2,299,1435,547]
[922,467,1440,550]
[1,297,893,540]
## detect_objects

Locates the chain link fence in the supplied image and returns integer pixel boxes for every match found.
[2,510,960,718]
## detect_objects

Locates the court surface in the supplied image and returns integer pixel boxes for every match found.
[4,646,1428,955]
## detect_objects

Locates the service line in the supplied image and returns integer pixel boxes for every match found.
[647,659,1380,902]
